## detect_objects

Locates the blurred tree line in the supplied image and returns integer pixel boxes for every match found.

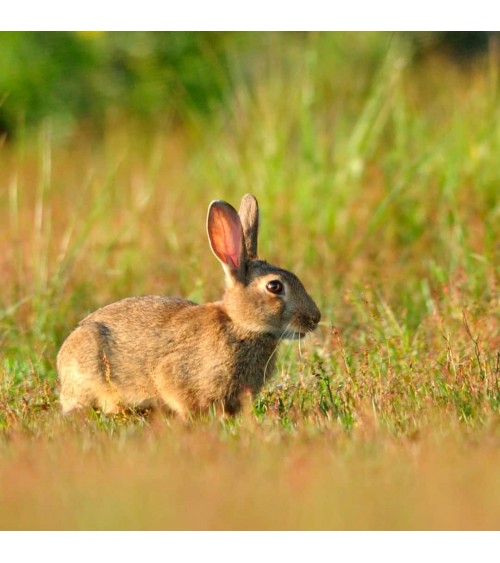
[0,31,240,137]
[0,31,497,140]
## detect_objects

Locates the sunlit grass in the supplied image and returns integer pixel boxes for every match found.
[0,32,499,530]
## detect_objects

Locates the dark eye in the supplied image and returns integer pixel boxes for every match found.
[266,280,284,295]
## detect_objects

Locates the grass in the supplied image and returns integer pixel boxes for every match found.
[0,32,499,530]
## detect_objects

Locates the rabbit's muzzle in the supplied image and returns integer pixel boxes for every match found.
[294,306,321,334]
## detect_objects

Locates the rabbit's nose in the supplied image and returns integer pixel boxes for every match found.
[312,308,321,326]
[301,307,321,331]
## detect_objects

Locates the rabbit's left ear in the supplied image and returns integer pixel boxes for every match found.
[238,194,259,260]
[207,200,247,283]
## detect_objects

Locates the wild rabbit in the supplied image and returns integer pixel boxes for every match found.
[57,194,321,417]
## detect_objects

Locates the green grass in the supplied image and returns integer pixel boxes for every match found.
[0,32,499,530]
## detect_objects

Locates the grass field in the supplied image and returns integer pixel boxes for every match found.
[0,32,499,530]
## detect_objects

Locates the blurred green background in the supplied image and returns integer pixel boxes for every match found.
[0,31,497,139]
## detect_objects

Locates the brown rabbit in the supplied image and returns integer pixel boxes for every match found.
[57,194,321,417]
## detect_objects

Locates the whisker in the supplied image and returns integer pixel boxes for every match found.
[283,324,297,376]
[263,322,292,383]
[297,330,304,384]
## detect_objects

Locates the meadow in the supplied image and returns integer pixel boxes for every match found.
[0,32,499,530]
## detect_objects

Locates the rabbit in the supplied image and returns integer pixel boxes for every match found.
[57,194,321,417]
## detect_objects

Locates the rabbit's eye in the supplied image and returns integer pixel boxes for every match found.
[266,280,284,295]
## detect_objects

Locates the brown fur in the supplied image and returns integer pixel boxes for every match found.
[57,195,320,417]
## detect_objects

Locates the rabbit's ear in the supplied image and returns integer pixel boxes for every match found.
[238,194,259,260]
[207,201,247,283]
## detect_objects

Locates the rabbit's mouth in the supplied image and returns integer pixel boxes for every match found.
[284,330,306,340]
[280,327,310,340]
[264,326,307,340]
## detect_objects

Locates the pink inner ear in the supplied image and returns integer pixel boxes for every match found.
[209,204,243,269]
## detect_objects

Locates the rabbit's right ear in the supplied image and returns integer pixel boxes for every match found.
[207,201,247,284]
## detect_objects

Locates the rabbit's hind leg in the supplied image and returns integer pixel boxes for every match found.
[59,375,95,414]
[59,373,121,415]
